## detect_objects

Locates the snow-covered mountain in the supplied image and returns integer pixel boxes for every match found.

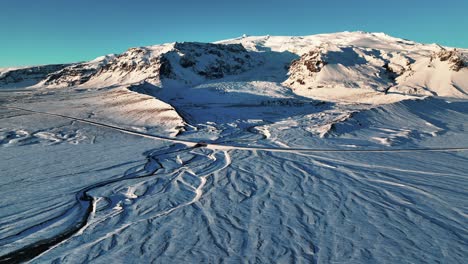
[2,31,466,100]
[39,42,258,88]
[223,32,468,99]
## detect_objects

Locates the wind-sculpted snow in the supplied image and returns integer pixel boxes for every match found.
[19,144,231,263]
[0,128,87,146]
[1,93,468,263]
[11,145,467,263]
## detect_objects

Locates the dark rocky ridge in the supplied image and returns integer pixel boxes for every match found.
[45,64,99,87]
[2,37,466,94]
[0,64,70,87]
[432,48,466,71]
[169,42,253,79]
[39,42,255,87]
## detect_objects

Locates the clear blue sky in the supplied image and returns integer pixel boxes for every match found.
[1,0,467,67]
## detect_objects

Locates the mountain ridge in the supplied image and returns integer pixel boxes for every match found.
[1,31,467,102]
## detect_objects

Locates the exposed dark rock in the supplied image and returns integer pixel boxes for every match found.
[288,49,327,76]
[284,48,328,88]
[171,42,253,80]
[5,41,255,87]
[158,56,174,79]
[303,51,327,73]
[174,42,247,54]
[179,55,196,68]
[0,64,70,86]
[44,64,104,87]
[432,48,466,72]
[383,63,398,81]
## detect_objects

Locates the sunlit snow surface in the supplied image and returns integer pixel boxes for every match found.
[1,32,468,263]
[0,87,467,264]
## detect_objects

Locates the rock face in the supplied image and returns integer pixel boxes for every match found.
[286,47,328,86]
[431,48,466,72]
[172,42,252,80]
[39,42,256,88]
[89,47,171,85]
[45,64,99,87]
[42,55,116,87]
[0,64,69,88]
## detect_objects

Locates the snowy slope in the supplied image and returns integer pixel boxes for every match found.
[219,32,468,101]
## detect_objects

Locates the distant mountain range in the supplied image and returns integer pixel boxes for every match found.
[1,31,467,101]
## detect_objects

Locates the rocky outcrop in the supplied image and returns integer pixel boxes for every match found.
[172,42,253,80]
[43,55,116,87]
[286,48,327,86]
[0,64,69,87]
[431,48,466,71]
[44,65,98,87]
[97,48,155,73]
[96,42,253,82]
[41,42,255,87]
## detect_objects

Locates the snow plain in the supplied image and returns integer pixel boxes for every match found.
[0,32,467,263]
